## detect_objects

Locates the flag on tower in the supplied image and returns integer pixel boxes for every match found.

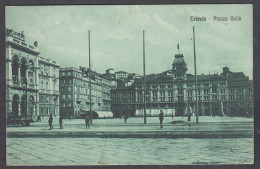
[177,43,179,50]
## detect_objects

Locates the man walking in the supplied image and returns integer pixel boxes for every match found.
[59,114,63,129]
[187,113,191,127]
[124,112,129,123]
[183,113,192,127]
[159,110,164,128]
[85,114,90,129]
[48,113,53,130]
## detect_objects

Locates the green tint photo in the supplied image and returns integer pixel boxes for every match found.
[5,4,253,165]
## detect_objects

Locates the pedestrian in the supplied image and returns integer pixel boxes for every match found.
[182,113,191,127]
[159,110,164,128]
[85,114,90,129]
[187,113,191,127]
[59,115,63,129]
[124,112,129,123]
[48,113,53,130]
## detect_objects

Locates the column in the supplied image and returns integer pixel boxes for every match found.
[32,71,35,87]
[209,102,212,116]
[18,64,21,86]
[202,102,205,116]
[26,66,29,83]
[32,103,35,115]
[193,103,195,115]
[35,60,39,116]
[18,102,21,116]
[6,45,13,86]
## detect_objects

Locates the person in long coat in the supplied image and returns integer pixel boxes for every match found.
[59,115,63,129]
[159,110,164,128]
[85,114,90,129]
[48,113,53,130]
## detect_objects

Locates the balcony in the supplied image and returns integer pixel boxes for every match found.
[12,75,20,86]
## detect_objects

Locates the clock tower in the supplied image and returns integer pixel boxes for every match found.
[172,53,188,81]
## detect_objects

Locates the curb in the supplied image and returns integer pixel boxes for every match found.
[7,129,253,138]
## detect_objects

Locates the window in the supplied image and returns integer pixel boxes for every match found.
[178,96,183,101]
[203,89,208,95]
[204,96,209,101]
[212,84,217,93]
[178,86,183,95]
[160,85,165,89]
[187,83,193,87]
[203,83,209,87]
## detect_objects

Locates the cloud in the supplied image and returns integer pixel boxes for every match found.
[5,5,253,79]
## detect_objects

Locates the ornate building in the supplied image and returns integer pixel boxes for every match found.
[38,57,60,116]
[111,53,253,117]
[59,67,116,118]
[6,28,59,125]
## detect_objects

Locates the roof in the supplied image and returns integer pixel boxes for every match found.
[228,80,252,87]
[111,86,135,91]
[86,69,115,81]
[115,71,128,74]
[186,74,226,81]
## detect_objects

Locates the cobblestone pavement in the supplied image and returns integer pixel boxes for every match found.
[7,137,253,166]
[6,117,254,166]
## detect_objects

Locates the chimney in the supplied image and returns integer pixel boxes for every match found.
[21,31,25,39]
[223,67,230,78]
[34,41,38,47]
[223,67,229,73]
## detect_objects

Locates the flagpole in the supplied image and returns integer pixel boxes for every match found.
[143,30,147,124]
[193,26,199,124]
[88,30,93,125]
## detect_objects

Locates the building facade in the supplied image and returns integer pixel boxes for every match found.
[6,28,60,124]
[115,71,129,80]
[38,57,60,116]
[59,67,116,118]
[111,53,253,117]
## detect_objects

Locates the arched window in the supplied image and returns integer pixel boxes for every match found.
[12,55,19,82]
[20,58,27,77]
[12,94,20,116]
[21,95,27,116]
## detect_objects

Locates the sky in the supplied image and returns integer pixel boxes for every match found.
[6,5,253,79]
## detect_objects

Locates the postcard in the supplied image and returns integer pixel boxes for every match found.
[5,4,253,166]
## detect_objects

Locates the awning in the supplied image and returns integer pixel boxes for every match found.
[80,109,113,118]
[96,111,113,118]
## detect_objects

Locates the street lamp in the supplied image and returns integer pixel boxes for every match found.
[193,26,199,123]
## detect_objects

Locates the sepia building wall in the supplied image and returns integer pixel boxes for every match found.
[111,86,136,118]
[111,53,253,117]
[59,67,116,119]
[38,57,60,116]
[5,28,60,123]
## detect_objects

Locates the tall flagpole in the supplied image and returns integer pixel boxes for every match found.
[193,26,199,124]
[89,30,93,124]
[143,30,147,124]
